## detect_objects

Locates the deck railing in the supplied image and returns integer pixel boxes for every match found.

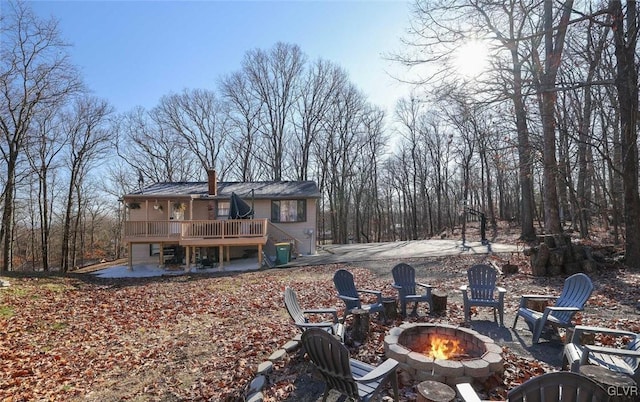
[124,219,268,240]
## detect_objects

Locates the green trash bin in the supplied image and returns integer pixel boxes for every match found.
[275,242,291,266]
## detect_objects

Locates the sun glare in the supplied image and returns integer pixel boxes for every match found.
[453,40,489,78]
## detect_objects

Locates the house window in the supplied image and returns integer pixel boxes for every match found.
[150,244,161,256]
[271,200,306,223]
[217,201,230,218]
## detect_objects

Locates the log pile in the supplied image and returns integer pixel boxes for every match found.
[524,234,598,276]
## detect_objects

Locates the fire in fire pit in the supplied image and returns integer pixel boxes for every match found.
[385,323,504,386]
[416,333,486,361]
[423,334,464,360]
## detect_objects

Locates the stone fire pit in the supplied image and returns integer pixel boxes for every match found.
[384,323,504,386]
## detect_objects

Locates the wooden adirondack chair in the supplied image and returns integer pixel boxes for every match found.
[564,325,640,383]
[333,269,384,321]
[513,273,594,344]
[283,287,345,341]
[301,328,399,402]
[391,263,433,316]
[457,371,610,402]
[459,264,506,326]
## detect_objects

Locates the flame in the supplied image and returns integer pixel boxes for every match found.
[426,335,463,360]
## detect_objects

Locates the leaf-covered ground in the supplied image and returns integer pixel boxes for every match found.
[1,250,639,401]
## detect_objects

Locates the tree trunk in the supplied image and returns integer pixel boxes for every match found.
[481,145,498,239]
[61,176,75,272]
[541,86,563,238]
[611,0,640,267]
[35,160,54,272]
[1,154,18,272]
[576,19,608,239]
[557,122,573,230]
[539,0,572,243]
[511,54,536,242]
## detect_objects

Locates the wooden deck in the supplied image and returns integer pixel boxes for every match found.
[124,218,268,245]
[124,219,270,269]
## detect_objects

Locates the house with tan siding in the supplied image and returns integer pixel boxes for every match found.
[122,170,320,270]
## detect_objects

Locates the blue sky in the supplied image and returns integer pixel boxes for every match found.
[26,0,414,115]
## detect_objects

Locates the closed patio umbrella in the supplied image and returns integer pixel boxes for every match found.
[229,192,253,219]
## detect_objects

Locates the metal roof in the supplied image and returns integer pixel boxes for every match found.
[125,181,321,199]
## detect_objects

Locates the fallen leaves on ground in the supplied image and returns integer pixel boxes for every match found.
[1,252,639,401]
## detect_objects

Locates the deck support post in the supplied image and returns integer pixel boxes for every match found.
[128,243,133,270]
[218,245,224,270]
[185,246,191,272]
[159,243,164,268]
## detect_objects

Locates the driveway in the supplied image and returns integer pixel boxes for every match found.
[295,239,521,266]
[84,239,521,278]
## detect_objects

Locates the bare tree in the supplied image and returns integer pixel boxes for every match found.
[219,71,263,181]
[444,98,479,245]
[351,105,387,242]
[77,182,112,266]
[241,42,305,180]
[292,59,347,181]
[554,14,610,238]
[0,1,81,271]
[398,0,539,241]
[531,0,574,243]
[391,145,414,241]
[422,113,454,234]
[316,84,367,244]
[24,106,67,270]
[395,97,423,240]
[102,159,139,259]
[154,88,230,177]
[60,97,112,272]
[610,0,640,267]
[595,56,624,243]
[114,107,200,183]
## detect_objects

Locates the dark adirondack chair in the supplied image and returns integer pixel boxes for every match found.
[457,371,610,402]
[391,263,433,316]
[564,325,640,383]
[459,264,506,326]
[301,328,399,402]
[283,287,345,341]
[513,273,594,344]
[333,269,384,321]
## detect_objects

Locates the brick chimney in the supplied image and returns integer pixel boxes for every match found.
[207,169,217,196]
